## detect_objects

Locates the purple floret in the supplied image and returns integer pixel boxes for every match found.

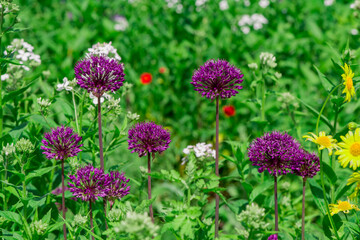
[248,131,302,176]
[74,54,125,97]
[191,59,244,100]
[292,151,320,179]
[68,165,110,201]
[41,126,83,160]
[106,171,130,205]
[268,234,278,240]
[128,122,171,157]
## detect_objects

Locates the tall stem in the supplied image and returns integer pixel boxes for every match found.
[215,96,220,238]
[319,151,340,240]
[61,160,67,240]
[261,74,266,121]
[72,91,79,134]
[0,8,4,138]
[97,96,104,170]
[21,165,27,220]
[148,152,154,223]
[89,201,95,240]
[301,178,306,240]
[315,84,341,135]
[46,159,57,204]
[274,175,278,235]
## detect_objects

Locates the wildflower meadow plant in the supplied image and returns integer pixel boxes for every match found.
[191,59,244,238]
[248,131,303,238]
[128,121,171,222]
[41,126,82,239]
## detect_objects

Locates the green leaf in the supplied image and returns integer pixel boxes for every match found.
[2,81,35,104]
[0,211,21,225]
[249,180,273,202]
[42,209,52,224]
[25,166,57,184]
[323,162,337,185]
[314,65,335,92]
[297,98,333,130]
[335,181,352,201]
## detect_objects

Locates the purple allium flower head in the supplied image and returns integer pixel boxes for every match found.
[268,234,278,240]
[74,55,125,97]
[68,165,111,201]
[128,122,171,157]
[41,126,83,160]
[248,131,302,176]
[292,150,320,179]
[106,171,130,205]
[191,59,244,100]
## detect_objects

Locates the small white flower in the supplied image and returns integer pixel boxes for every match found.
[248,63,258,70]
[37,97,52,108]
[88,42,121,61]
[324,0,334,6]
[260,52,277,68]
[90,92,112,105]
[351,29,359,35]
[57,77,73,92]
[241,26,250,34]
[259,0,269,8]
[1,74,9,81]
[114,16,129,32]
[219,0,229,10]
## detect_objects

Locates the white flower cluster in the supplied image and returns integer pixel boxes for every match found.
[88,42,121,61]
[37,97,52,108]
[109,212,159,240]
[2,143,15,156]
[57,77,75,92]
[0,1,19,14]
[2,39,41,88]
[165,0,183,13]
[324,0,335,6]
[219,0,229,11]
[15,138,35,154]
[238,14,268,34]
[248,63,258,70]
[351,0,360,9]
[183,142,215,159]
[277,92,299,109]
[72,214,87,227]
[30,220,48,235]
[259,0,269,8]
[127,111,140,121]
[236,203,269,235]
[114,15,129,32]
[259,52,277,68]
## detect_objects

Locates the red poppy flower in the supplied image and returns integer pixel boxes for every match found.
[140,73,152,84]
[222,105,235,117]
[159,67,167,74]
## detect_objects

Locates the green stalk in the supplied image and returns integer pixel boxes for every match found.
[0,8,4,138]
[72,91,79,134]
[319,151,340,240]
[46,159,57,204]
[315,84,341,135]
[21,165,27,220]
[261,74,266,121]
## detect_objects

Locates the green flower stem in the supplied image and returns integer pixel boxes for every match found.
[320,151,340,240]
[148,152,154,223]
[215,96,220,239]
[3,158,8,210]
[301,178,306,240]
[315,84,341,135]
[0,8,4,138]
[261,74,266,121]
[72,91,79,134]
[21,164,27,220]
[46,159,57,204]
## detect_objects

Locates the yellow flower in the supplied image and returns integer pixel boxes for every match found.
[303,131,338,155]
[336,128,360,170]
[347,172,360,200]
[341,63,355,103]
[329,199,359,216]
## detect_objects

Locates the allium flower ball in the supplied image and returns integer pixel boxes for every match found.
[128,122,171,157]
[222,105,235,117]
[292,151,320,179]
[248,131,302,176]
[191,59,244,100]
[140,72,152,84]
[106,171,131,204]
[74,55,125,97]
[68,165,110,201]
[41,126,83,160]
